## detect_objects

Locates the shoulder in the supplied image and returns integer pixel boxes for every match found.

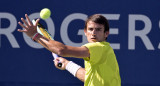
[83,41,110,49]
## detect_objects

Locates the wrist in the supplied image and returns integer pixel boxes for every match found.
[64,60,70,68]
[65,61,82,77]
[32,33,40,41]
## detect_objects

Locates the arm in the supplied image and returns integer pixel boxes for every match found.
[76,68,85,82]
[18,14,86,82]
[34,34,89,58]
[54,57,85,82]
[18,14,90,58]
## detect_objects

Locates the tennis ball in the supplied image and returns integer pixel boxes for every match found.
[40,8,51,19]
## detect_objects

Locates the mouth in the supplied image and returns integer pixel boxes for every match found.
[91,38,96,39]
[91,37,97,41]
[91,35,97,39]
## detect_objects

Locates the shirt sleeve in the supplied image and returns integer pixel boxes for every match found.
[83,42,103,65]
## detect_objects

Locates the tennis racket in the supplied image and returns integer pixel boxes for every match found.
[32,19,62,67]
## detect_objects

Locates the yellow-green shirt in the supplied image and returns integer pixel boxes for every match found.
[83,41,121,86]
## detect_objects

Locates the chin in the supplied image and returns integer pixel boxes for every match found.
[90,39,97,42]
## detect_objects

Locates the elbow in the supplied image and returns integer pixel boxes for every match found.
[56,47,67,56]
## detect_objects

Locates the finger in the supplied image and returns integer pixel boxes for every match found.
[18,22,27,29]
[17,29,27,32]
[25,14,33,26]
[54,58,59,63]
[35,18,40,26]
[53,59,58,63]
[54,60,59,67]
[21,18,29,27]
[58,57,65,62]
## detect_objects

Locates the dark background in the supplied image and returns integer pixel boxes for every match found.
[0,0,160,86]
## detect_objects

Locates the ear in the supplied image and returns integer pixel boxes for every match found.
[84,29,87,36]
[105,31,109,38]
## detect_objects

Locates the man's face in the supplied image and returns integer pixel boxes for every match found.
[84,21,109,43]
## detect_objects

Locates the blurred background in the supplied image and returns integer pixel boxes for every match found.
[0,0,160,86]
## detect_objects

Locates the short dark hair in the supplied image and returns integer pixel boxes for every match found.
[84,14,109,32]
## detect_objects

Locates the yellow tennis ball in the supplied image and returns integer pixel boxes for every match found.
[40,8,51,19]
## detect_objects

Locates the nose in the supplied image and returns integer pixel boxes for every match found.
[91,29,96,35]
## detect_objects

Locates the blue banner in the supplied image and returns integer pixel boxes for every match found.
[0,0,160,86]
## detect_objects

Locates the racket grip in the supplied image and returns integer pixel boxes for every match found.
[52,53,62,67]
[57,62,62,67]
[52,53,58,59]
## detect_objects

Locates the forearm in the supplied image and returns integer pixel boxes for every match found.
[65,61,85,82]
[34,34,66,54]
[75,68,85,82]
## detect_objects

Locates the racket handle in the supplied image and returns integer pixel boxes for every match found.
[52,53,58,59]
[57,62,62,67]
[52,53,62,67]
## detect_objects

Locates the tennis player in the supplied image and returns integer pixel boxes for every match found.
[18,14,121,86]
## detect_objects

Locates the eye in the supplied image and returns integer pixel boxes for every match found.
[88,28,93,31]
[96,28,101,31]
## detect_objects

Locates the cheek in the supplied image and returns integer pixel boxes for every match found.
[84,31,90,37]
[86,33,91,37]
[99,33,105,38]
[86,31,91,35]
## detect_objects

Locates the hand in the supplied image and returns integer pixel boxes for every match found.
[54,57,69,70]
[17,14,40,38]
